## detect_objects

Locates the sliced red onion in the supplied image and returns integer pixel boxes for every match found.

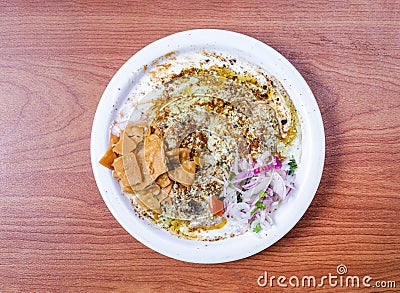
[220,152,297,234]
[270,172,287,199]
[242,176,261,189]
[274,156,282,169]
[232,170,253,182]
[243,180,270,203]
[255,150,271,168]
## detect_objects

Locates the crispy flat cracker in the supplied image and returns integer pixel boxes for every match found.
[99,146,117,170]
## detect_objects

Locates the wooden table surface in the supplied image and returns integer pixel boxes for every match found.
[1,1,399,292]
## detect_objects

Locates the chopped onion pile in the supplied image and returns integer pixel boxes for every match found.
[210,151,296,234]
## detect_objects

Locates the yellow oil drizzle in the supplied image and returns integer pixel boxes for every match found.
[170,65,299,147]
[201,218,227,230]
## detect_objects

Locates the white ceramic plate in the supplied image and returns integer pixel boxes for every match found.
[90,29,325,263]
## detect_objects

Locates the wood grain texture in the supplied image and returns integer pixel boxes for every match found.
[0,0,399,292]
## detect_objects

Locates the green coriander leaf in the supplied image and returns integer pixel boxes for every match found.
[288,156,298,176]
[250,207,258,216]
[258,190,266,199]
[253,222,261,233]
[229,172,236,180]
[255,201,266,210]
